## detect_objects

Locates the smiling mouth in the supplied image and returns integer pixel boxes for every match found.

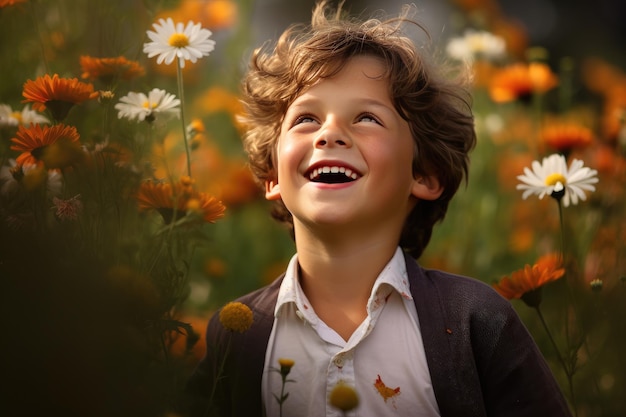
[308,166,359,183]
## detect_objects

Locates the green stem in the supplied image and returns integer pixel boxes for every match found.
[534,305,569,376]
[557,199,565,261]
[176,58,192,177]
[207,333,232,411]
[279,375,286,417]
[29,0,50,74]
[555,196,583,379]
[534,305,577,415]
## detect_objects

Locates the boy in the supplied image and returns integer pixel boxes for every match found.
[185,1,572,416]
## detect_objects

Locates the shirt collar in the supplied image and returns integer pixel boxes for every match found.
[274,247,412,318]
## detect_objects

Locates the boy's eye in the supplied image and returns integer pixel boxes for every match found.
[357,113,380,124]
[294,115,317,125]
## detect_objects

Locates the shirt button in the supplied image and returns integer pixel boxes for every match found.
[334,356,344,367]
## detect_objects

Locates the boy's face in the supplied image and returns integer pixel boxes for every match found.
[266,55,442,234]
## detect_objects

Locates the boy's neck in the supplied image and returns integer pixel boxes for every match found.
[294,227,400,340]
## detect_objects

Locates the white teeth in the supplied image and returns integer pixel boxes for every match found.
[308,166,359,181]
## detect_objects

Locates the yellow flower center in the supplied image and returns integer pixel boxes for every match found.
[168,33,190,48]
[11,111,22,122]
[186,198,201,212]
[544,173,567,186]
[142,101,157,109]
[467,36,486,53]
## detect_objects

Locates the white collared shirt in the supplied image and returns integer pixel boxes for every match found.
[261,247,440,417]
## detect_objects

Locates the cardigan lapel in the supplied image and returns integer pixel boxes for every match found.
[404,253,484,417]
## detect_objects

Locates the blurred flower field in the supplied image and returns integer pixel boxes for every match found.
[1,0,625,416]
[0,0,293,415]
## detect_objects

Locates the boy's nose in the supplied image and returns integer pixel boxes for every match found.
[314,121,352,148]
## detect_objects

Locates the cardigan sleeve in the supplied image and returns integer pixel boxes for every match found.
[469,290,573,417]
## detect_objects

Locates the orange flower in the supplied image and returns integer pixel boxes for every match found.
[0,0,28,6]
[10,123,82,168]
[582,57,626,97]
[451,0,500,13]
[137,179,225,224]
[493,253,565,306]
[22,74,99,121]
[601,85,626,141]
[218,161,261,207]
[155,0,237,31]
[490,17,529,59]
[587,144,626,177]
[204,257,227,278]
[79,55,145,83]
[203,0,238,30]
[193,86,243,126]
[541,122,594,154]
[489,62,558,103]
[581,58,626,141]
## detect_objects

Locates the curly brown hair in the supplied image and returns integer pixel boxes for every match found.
[239,1,476,258]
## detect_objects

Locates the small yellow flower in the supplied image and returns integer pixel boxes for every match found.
[219,301,253,333]
[278,358,295,377]
[98,90,115,103]
[590,279,603,292]
[329,382,359,412]
[186,198,201,213]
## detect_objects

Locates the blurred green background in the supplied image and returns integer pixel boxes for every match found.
[1,0,625,416]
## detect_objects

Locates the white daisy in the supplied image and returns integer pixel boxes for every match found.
[517,153,599,207]
[446,29,506,62]
[0,159,63,198]
[0,104,50,128]
[115,88,181,122]
[143,18,216,68]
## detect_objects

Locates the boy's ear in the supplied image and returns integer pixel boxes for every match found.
[265,179,281,201]
[411,175,443,201]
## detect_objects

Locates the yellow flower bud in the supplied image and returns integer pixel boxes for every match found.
[219,301,253,333]
[278,358,295,377]
[329,382,359,412]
